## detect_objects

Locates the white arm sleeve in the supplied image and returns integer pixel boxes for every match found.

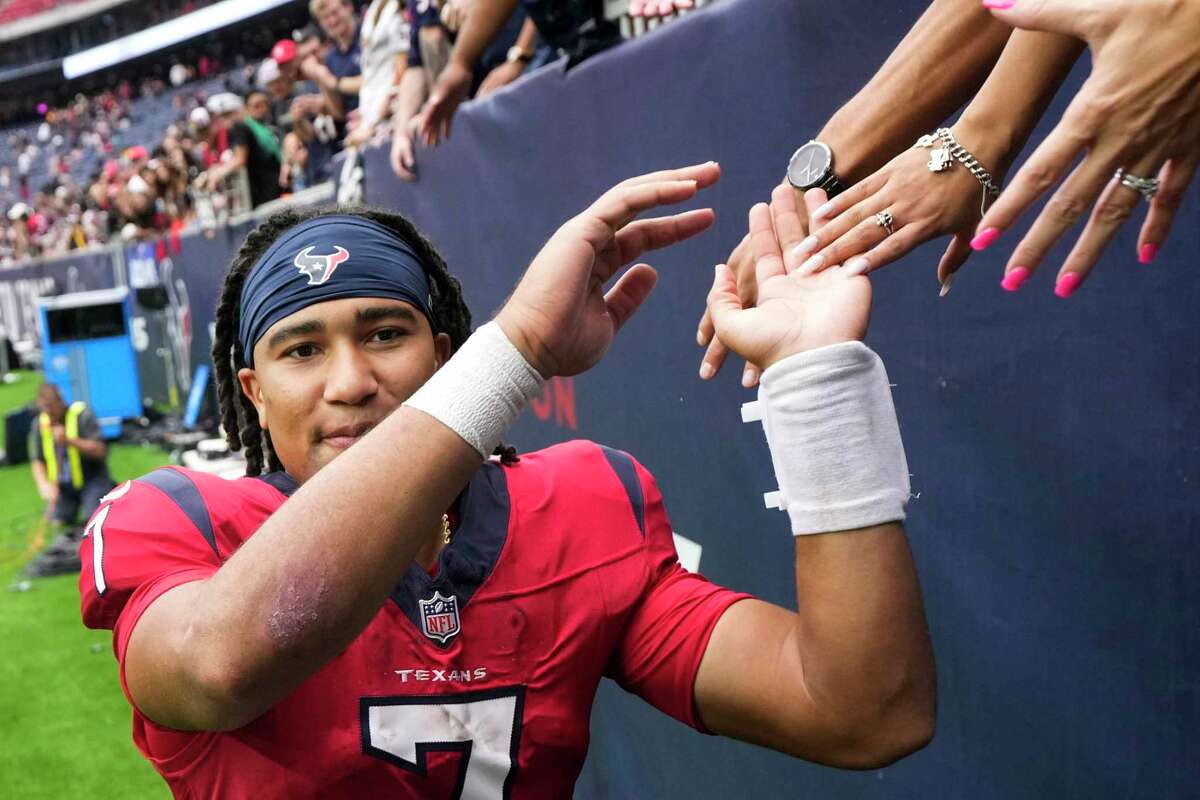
[755,341,910,535]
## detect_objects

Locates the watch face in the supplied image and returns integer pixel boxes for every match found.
[787,141,833,190]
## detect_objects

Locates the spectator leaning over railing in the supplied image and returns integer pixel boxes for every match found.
[238,92,285,207]
[260,40,330,189]
[342,0,410,149]
[389,0,514,180]
[292,3,361,182]
[302,0,363,125]
[202,92,282,210]
[412,0,620,155]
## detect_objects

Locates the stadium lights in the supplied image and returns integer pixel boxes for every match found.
[62,0,297,80]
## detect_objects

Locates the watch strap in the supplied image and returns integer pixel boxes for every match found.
[819,172,846,198]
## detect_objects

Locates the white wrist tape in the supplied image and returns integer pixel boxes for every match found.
[404,321,545,458]
[747,341,910,535]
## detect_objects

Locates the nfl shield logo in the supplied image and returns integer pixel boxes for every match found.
[419,591,461,644]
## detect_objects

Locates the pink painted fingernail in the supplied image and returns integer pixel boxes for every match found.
[1000,266,1030,292]
[800,253,824,274]
[982,0,1015,8]
[1139,243,1158,264]
[792,236,819,259]
[1054,272,1082,299]
[970,227,1002,251]
[699,363,714,379]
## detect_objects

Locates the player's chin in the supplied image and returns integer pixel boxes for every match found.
[308,438,355,471]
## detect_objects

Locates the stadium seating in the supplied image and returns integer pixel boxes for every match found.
[1,69,235,196]
[0,0,87,25]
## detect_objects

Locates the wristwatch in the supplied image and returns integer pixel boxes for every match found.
[786,140,846,197]
[506,46,533,64]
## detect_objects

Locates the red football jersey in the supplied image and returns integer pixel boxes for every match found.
[80,440,750,798]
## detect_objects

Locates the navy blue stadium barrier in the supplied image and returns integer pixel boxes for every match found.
[0,0,1194,795]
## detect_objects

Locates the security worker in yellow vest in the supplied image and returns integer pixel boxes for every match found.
[28,383,114,526]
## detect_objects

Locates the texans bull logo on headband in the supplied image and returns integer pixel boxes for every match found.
[239,216,436,368]
[294,245,350,286]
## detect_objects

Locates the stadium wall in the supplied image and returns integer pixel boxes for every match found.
[0,0,1196,795]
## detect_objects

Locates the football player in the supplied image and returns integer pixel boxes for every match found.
[80,162,935,797]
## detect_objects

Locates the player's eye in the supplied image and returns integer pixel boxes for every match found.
[369,327,406,344]
[284,342,319,360]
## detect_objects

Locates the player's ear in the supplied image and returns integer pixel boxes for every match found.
[237,367,269,430]
[433,333,452,371]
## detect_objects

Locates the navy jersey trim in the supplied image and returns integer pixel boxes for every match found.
[599,445,645,538]
[137,469,220,558]
[256,471,299,497]
[391,462,510,649]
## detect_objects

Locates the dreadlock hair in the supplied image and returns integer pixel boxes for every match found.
[211,204,517,476]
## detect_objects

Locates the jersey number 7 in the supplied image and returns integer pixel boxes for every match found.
[360,686,526,799]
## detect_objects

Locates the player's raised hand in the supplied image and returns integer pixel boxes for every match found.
[496,162,720,377]
[707,189,871,373]
[697,183,828,387]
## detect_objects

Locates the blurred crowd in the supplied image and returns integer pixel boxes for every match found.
[0,61,241,266]
[0,0,225,72]
[0,0,705,267]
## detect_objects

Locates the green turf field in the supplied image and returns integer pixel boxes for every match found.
[0,371,170,798]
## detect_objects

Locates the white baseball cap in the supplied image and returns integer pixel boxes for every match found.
[205,92,244,116]
[189,106,211,128]
[256,59,282,87]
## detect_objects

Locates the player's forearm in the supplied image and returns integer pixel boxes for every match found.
[951,30,1085,177]
[789,525,935,765]
[818,0,1012,183]
[449,0,521,70]
[174,408,481,727]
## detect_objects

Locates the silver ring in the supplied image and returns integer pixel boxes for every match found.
[1114,168,1160,201]
[875,211,895,236]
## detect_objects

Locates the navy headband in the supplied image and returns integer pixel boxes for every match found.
[238,215,435,366]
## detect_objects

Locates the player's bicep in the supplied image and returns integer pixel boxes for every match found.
[78,471,230,727]
[694,599,839,762]
[123,578,223,731]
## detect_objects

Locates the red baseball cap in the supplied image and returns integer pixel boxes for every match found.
[271,39,297,65]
